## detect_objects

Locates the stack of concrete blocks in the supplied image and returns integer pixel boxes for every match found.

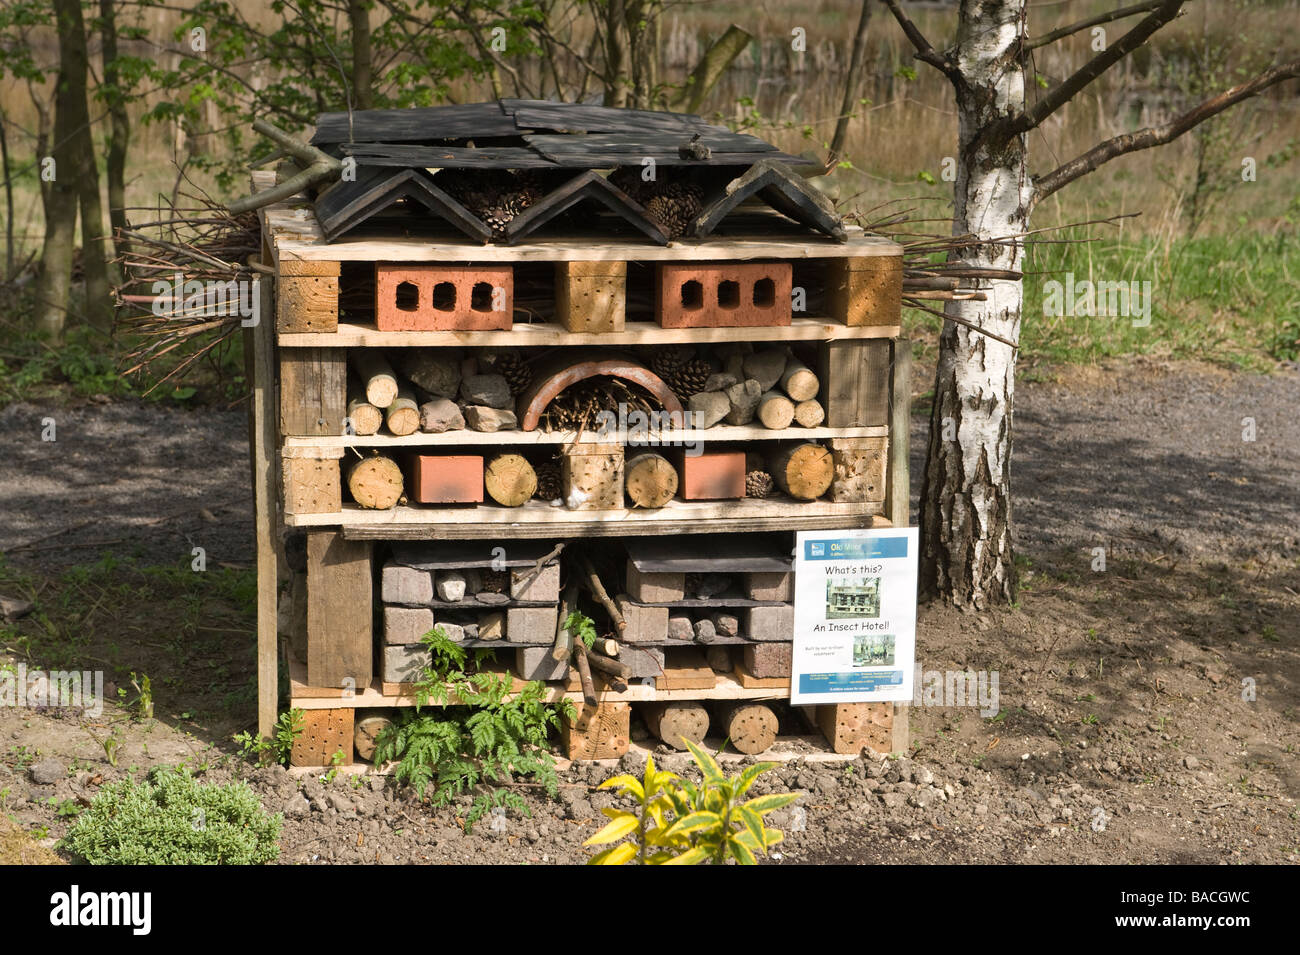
[617,561,795,679]
[378,554,562,684]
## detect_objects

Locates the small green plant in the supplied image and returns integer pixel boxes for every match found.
[118,672,154,720]
[47,797,81,818]
[585,739,799,865]
[1081,713,1099,726]
[60,767,281,865]
[234,709,305,767]
[322,749,346,784]
[373,628,575,831]
[564,611,597,649]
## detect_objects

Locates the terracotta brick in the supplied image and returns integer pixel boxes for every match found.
[673,450,745,500]
[406,454,484,504]
[655,262,792,328]
[375,264,513,331]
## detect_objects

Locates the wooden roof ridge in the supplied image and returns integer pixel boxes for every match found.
[693,160,848,242]
[504,170,669,245]
[314,166,491,242]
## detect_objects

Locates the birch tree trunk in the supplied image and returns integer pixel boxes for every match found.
[918,0,1032,608]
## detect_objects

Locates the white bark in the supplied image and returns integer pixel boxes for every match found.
[919,0,1033,608]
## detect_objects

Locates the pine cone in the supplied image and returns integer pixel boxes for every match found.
[492,351,533,396]
[666,358,713,400]
[534,459,562,501]
[745,469,774,499]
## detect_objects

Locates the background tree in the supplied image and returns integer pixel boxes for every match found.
[881,0,1300,608]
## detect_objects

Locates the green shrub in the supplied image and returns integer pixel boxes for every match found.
[60,767,281,865]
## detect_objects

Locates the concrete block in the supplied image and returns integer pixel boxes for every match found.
[383,606,434,645]
[616,595,669,644]
[743,642,792,678]
[627,565,685,603]
[382,644,429,683]
[744,571,792,602]
[620,646,666,680]
[381,563,434,606]
[506,606,557,644]
[511,562,560,601]
[743,604,794,641]
[516,647,569,681]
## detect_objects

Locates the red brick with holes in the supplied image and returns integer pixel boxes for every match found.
[654,262,792,328]
[374,264,513,331]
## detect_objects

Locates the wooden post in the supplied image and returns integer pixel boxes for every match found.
[306,530,374,689]
[886,339,911,527]
[252,269,280,739]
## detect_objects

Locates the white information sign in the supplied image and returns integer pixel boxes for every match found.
[790,528,918,705]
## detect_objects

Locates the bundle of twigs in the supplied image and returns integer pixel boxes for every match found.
[538,376,659,433]
[112,192,265,393]
[848,197,1136,350]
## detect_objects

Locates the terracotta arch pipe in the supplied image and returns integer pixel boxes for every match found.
[516,357,684,432]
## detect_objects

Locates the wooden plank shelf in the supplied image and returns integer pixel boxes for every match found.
[389,597,551,610]
[278,318,900,348]
[625,595,785,609]
[288,496,884,531]
[283,424,888,449]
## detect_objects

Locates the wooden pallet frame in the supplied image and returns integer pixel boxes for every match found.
[252,169,913,759]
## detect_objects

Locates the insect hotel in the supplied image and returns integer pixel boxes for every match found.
[245,100,910,767]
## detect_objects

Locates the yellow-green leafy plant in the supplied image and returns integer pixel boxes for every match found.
[585,739,798,865]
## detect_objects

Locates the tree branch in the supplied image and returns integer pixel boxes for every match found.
[1027,0,1167,51]
[1032,59,1300,204]
[1010,0,1185,134]
[879,0,957,81]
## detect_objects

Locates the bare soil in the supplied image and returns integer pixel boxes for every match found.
[1,357,1297,864]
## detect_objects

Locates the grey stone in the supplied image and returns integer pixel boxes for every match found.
[723,379,763,426]
[460,374,512,409]
[29,758,64,786]
[711,612,739,637]
[693,618,717,642]
[667,616,694,641]
[419,397,465,433]
[435,571,467,602]
[463,405,518,432]
[742,349,788,392]
[285,792,311,818]
[687,391,729,429]
[702,372,739,392]
[479,611,505,641]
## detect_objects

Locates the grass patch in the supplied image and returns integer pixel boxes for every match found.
[0,554,258,731]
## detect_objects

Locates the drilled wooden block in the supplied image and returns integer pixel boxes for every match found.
[555,261,626,333]
[561,443,623,510]
[818,339,891,428]
[282,447,344,514]
[562,700,630,760]
[826,255,902,327]
[277,260,340,333]
[655,262,792,328]
[406,454,484,504]
[280,348,347,436]
[375,263,512,331]
[828,436,888,503]
[815,702,893,755]
[289,708,354,767]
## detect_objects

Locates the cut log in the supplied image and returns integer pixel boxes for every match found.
[396,350,461,398]
[779,358,820,402]
[757,390,795,430]
[624,452,679,508]
[578,554,626,631]
[793,398,825,428]
[581,645,631,679]
[346,453,404,509]
[346,371,383,436]
[354,715,394,762]
[484,453,537,507]
[769,442,833,500]
[349,350,398,409]
[718,702,778,755]
[643,701,710,750]
[592,637,619,658]
[550,582,579,662]
[384,385,420,437]
[573,641,598,705]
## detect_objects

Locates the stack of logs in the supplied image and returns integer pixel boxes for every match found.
[671,345,825,430]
